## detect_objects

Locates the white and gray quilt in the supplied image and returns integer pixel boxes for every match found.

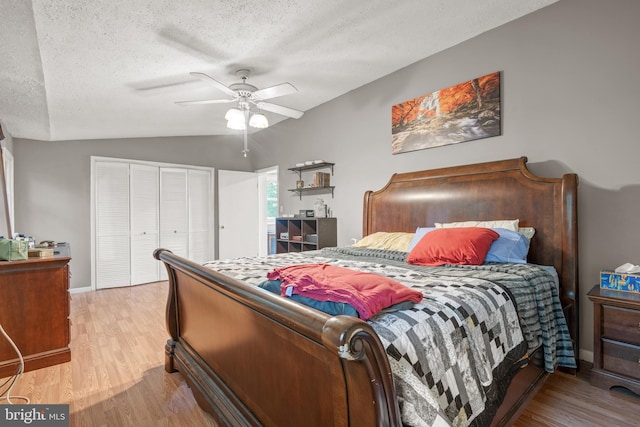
[203,247,576,427]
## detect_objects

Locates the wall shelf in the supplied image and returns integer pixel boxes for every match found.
[288,162,335,177]
[288,162,335,200]
[288,186,335,199]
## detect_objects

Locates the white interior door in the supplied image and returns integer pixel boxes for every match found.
[95,161,130,289]
[130,164,159,285]
[218,170,259,260]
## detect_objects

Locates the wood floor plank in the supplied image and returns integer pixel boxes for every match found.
[2,281,216,426]
[2,281,639,426]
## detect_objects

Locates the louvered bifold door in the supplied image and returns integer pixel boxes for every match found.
[188,169,212,264]
[159,168,189,280]
[95,162,131,288]
[130,164,160,285]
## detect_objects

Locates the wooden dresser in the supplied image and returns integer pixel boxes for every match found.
[588,285,640,395]
[0,250,71,378]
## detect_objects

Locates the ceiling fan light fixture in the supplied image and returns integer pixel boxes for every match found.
[227,117,246,130]
[249,113,268,129]
[225,107,243,121]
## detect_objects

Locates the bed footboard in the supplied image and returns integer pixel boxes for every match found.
[154,248,401,427]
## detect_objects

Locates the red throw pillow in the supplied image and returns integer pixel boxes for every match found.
[407,227,499,266]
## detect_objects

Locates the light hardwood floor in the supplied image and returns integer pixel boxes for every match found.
[2,281,639,426]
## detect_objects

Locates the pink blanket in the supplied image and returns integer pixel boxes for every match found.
[267,264,423,320]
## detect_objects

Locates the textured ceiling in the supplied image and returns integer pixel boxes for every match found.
[0,0,557,141]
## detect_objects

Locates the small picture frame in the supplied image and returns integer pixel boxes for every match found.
[296,180,304,189]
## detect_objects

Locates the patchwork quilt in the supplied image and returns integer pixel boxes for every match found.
[203,247,576,427]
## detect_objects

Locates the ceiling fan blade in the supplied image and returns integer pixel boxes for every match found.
[190,72,237,98]
[253,83,298,100]
[257,102,304,119]
[175,98,236,106]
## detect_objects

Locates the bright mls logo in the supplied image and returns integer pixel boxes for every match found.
[1,405,69,426]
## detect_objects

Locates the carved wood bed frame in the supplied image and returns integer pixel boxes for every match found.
[154,157,578,426]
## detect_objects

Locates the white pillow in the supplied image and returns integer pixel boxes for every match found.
[435,219,519,232]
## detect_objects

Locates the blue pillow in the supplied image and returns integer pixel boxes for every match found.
[484,228,530,264]
[406,227,435,252]
[258,280,359,317]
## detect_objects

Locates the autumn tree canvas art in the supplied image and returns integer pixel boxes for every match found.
[391,71,501,154]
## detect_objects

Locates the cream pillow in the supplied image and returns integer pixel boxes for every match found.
[353,232,415,252]
[435,219,519,232]
[518,227,536,240]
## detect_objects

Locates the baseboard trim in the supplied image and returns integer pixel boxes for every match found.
[69,285,93,294]
[580,349,593,363]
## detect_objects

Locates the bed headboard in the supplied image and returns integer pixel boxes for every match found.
[363,157,579,352]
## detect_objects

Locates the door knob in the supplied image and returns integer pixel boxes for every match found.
[220,225,225,229]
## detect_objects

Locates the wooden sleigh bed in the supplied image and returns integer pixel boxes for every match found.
[154,157,579,426]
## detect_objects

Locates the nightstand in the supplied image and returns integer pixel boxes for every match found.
[588,285,640,394]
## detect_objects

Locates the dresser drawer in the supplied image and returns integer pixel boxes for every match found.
[602,339,640,380]
[602,304,640,345]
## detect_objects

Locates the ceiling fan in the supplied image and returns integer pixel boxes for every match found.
[176,68,304,157]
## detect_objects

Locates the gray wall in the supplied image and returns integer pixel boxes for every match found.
[13,135,255,291]
[11,0,640,359]
[250,0,640,359]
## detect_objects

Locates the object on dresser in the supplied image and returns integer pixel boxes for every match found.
[615,262,640,274]
[601,263,640,293]
[37,240,58,248]
[601,269,640,293]
[28,248,55,258]
[0,239,28,261]
[299,209,314,218]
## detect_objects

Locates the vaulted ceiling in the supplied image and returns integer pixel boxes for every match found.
[0,0,557,141]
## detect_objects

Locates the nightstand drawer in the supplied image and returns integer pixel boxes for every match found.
[602,304,640,345]
[602,339,640,380]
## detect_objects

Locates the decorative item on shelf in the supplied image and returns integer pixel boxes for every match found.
[299,209,314,218]
[296,180,304,189]
[280,232,289,240]
[314,199,327,218]
[313,172,330,188]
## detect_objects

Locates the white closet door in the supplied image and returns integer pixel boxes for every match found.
[160,168,188,279]
[95,162,130,288]
[130,164,160,285]
[188,169,213,264]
